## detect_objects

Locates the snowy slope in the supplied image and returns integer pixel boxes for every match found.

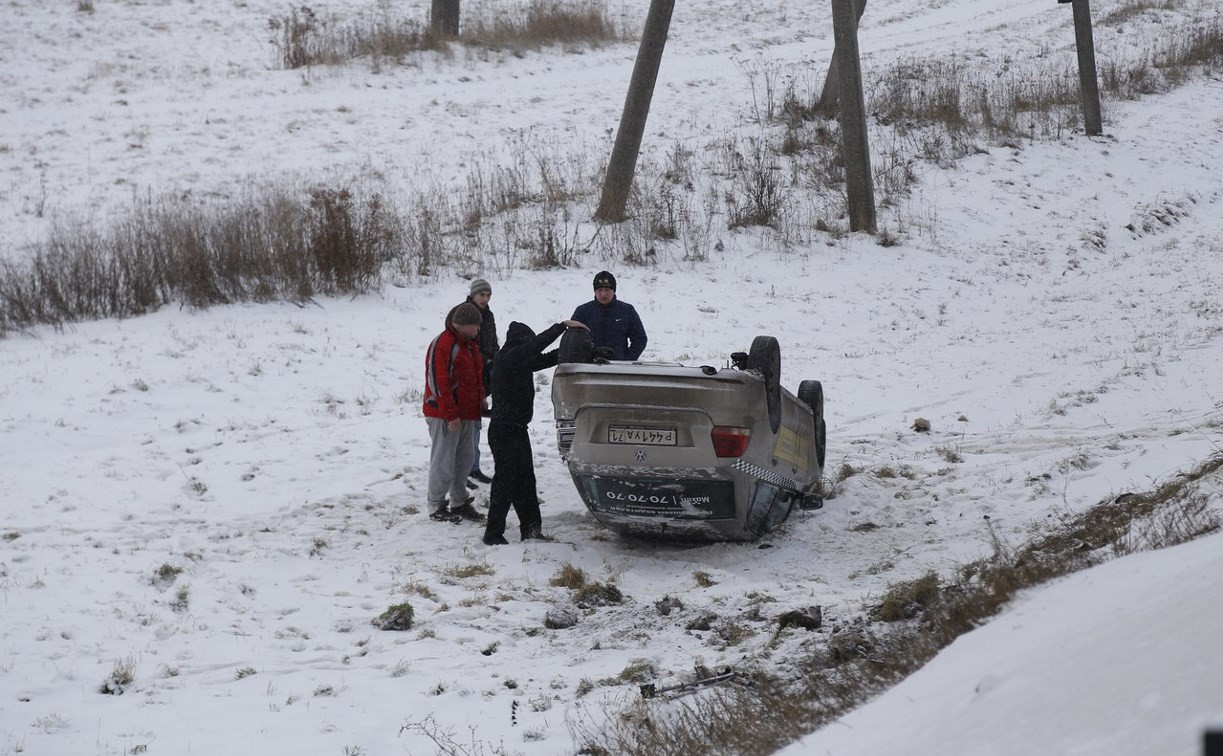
[1,1,1222,754]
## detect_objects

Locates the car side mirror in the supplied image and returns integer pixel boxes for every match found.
[798,493,824,511]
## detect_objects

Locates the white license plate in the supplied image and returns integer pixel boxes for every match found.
[608,426,677,446]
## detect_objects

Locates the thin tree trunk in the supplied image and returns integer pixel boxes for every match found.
[431,0,460,37]
[595,0,676,223]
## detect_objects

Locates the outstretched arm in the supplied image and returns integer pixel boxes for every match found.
[528,321,580,371]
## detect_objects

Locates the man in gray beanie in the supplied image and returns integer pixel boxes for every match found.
[462,279,498,485]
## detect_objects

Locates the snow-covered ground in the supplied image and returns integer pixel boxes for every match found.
[1,0,1221,754]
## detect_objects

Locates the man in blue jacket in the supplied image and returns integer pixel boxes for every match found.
[571,270,648,361]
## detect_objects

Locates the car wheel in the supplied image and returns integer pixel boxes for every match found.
[816,418,827,470]
[749,335,781,434]
[558,327,595,364]
[798,380,826,469]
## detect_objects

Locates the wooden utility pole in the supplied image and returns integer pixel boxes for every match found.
[831,0,876,233]
[595,0,676,223]
[817,0,868,113]
[1061,0,1102,135]
[431,0,460,37]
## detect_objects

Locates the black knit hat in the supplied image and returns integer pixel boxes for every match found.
[593,270,617,291]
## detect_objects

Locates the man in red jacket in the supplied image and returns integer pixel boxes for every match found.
[423,302,487,523]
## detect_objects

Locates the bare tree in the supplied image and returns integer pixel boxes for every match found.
[431,0,460,37]
[595,0,676,223]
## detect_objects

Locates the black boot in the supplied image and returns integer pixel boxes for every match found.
[428,506,461,523]
[450,498,486,523]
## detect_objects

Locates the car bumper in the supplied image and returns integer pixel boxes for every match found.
[565,464,799,541]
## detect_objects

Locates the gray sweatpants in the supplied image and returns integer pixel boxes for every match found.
[426,417,478,512]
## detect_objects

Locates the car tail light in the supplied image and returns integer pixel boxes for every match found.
[711,426,751,458]
[556,420,575,457]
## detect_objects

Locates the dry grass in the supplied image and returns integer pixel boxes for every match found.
[873,571,940,622]
[373,602,415,631]
[725,142,789,231]
[466,0,623,52]
[868,56,1080,146]
[1098,0,1181,26]
[550,563,588,589]
[0,138,604,334]
[269,6,446,70]
[761,16,1223,189]
[4,11,1220,337]
[443,562,494,579]
[270,1,626,70]
[577,454,1222,754]
[0,183,395,334]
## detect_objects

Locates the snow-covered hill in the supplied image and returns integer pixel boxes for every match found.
[1,1,1221,754]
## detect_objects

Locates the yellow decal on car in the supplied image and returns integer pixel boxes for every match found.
[773,426,810,470]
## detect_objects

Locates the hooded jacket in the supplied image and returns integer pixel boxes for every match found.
[490,321,566,426]
[422,320,485,422]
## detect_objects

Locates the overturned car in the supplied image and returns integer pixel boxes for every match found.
[551,331,826,541]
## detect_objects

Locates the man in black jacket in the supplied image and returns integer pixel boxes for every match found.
[446,279,499,487]
[482,318,587,545]
[466,278,498,485]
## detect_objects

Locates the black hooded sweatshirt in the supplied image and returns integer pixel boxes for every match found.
[490,321,566,426]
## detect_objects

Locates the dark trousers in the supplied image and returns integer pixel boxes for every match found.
[485,421,542,540]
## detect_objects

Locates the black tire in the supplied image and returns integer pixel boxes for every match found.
[816,417,827,470]
[558,327,595,364]
[798,380,826,470]
[749,336,782,434]
[797,380,823,415]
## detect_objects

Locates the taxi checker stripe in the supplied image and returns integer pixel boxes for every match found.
[732,459,798,491]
